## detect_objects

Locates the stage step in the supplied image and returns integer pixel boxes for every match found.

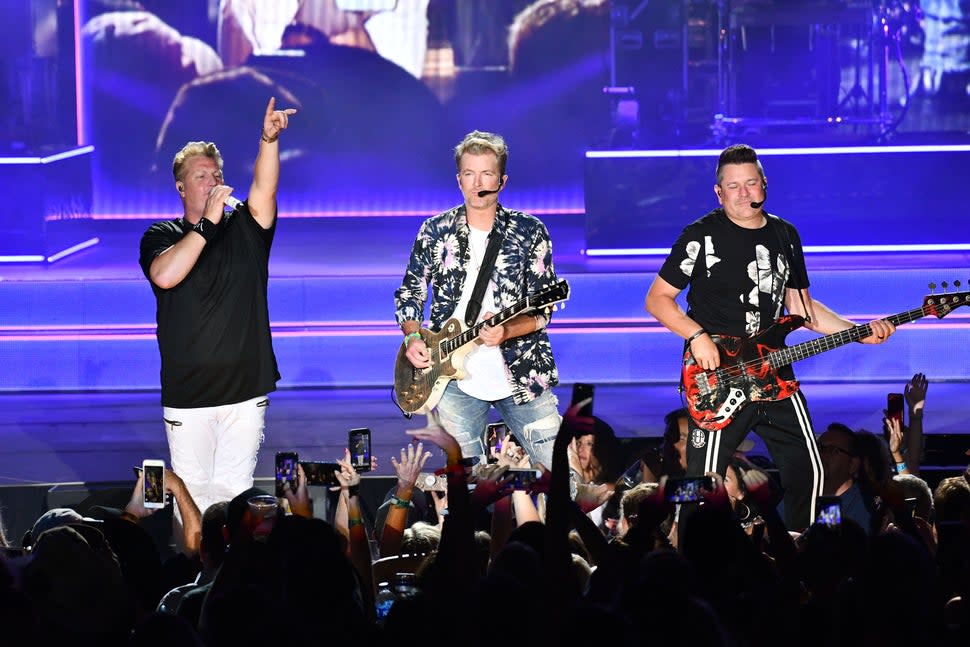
[1,266,968,391]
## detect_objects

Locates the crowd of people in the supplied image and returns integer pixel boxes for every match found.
[1,370,968,646]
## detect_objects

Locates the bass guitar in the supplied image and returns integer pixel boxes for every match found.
[684,284,969,431]
[393,280,570,415]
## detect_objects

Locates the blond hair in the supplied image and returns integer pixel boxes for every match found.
[453,130,508,176]
[172,141,223,181]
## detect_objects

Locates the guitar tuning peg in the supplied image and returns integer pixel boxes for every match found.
[942,281,949,292]
[928,282,936,294]
[955,280,962,289]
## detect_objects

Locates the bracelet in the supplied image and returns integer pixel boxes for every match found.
[345,484,360,498]
[895,461,908,473]
[391,495,411,509]
[348,517,364,528]
[260,132,278,144]
[403,331,422,347]
[685,329,707,345]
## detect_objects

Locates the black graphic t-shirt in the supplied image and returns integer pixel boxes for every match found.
[658,208,810,337]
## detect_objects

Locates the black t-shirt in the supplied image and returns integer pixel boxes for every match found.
[658,209,810,337]
[139,205,280,407]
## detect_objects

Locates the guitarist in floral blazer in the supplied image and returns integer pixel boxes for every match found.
[395,131,562,468]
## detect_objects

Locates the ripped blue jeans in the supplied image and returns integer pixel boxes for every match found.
[435,382,561,469]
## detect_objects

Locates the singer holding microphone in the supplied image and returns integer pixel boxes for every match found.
[139,96,296,515]
[645,144,895,531]
[395,130,562,468]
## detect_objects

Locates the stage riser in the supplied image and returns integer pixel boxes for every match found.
[2,264,967,391]
[1,326,965,391]
[1,269,967,326]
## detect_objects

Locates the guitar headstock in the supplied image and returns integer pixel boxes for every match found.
[531,280,570,310]
[923,279,970,319]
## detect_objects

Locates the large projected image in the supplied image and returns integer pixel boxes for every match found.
[4,1,969,217]
[78,0,613,216]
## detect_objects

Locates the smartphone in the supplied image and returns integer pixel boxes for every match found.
[507,468,541,491]
[335,0,398,11]
[887,392,904,427]
[904,497,918,518]
[142,459,166,509]
[415,472,447,492]
[485,422,507,460]
[275,451,299,497]
[664,476,714,503]
[815,496,842,527]
[300,461,341,487]
[349,428,372,473]
[571,383,595,418]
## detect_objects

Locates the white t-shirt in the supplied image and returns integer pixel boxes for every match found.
[452,226,513,401]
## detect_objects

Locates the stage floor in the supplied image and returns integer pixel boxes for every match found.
[1,382,967,488]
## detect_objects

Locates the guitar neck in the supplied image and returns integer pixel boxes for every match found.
[450,298,535,348]
[768,306,928,369]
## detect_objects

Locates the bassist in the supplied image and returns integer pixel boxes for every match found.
[645,144,895,530]
[394,130,562,468]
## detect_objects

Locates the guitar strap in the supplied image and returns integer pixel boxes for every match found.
[768,214,812,324]
[464,218,504,328]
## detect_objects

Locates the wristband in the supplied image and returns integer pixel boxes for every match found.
[260,132,278,144]
[403,331,422,347]
[348,517,364,528]
[895,461,908,473]
[685,329,707,345]
[391,495,411,509]
[909,410,923,419]
[345,484,360,498]
[192,217,217,243]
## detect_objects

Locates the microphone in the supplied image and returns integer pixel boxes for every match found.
[750,183,767,210]
[225,196,243,211]
[477,179,504,198]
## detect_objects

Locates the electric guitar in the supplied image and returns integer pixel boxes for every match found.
[393,280,570,415]
[684,284,970,432]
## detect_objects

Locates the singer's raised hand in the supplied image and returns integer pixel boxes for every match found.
[261,96,297,143]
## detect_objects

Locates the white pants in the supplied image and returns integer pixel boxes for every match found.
[163,395,268,516]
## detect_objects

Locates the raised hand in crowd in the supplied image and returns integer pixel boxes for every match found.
[469,463,514,509]
[904,371,928,474]
[406,414,462,463]
[905,371,928,415]
[380,442,432,557]
[885,416,910,475]
[739,465,796,565]
[125,467,202,554]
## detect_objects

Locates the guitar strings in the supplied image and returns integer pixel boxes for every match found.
[705,304,932,385]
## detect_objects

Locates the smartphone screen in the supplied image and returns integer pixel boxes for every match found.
[275,451,299,497]
[300,461,340,487]
[508,468,541,491]
[904,497,918,518]
[142,460,165,509]
[815,496,842,527]
[571,383,595,418]
[887,392,904,426]
[485,422,507,460]
[664,476,713,503]
[349,428,372,472]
